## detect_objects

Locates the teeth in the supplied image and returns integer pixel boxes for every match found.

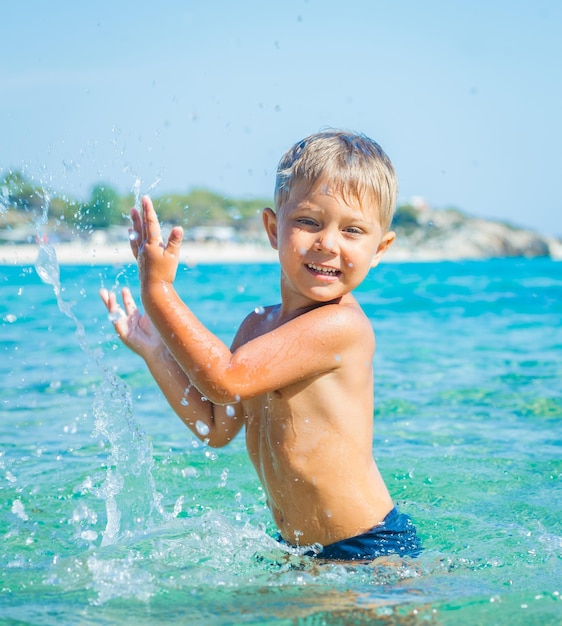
[308,263,339,275]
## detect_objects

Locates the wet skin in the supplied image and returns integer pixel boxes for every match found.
[101,183,396,547]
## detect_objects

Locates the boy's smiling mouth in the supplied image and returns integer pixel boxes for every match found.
[306,263,341,277]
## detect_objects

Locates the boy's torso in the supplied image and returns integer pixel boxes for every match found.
[237,301,393,547]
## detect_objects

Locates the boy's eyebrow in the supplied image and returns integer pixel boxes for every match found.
[290,202,377,226]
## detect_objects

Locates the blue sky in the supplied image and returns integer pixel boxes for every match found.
[2,0,561,236]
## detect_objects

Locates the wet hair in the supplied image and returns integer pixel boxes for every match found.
[274,130,398,232]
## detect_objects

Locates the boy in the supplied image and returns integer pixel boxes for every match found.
[100,130,421,561]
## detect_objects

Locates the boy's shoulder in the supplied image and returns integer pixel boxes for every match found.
[315,299,374,345]
[234,298,373,352]
[232,304,280,349]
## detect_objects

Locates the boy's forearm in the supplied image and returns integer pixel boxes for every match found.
[142,342,232,445]
[141,280,235,404]
[143,343,209,417]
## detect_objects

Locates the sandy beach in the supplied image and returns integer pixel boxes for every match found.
[2,236,559,266]
[0,240,281,266]
[0,239,430,266]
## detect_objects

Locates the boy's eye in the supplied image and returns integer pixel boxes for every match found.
[344,226,363,235]
[296,217,318,227]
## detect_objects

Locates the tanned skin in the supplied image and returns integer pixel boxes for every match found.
[101,181,396,548]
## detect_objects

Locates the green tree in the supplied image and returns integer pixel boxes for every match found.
[392,204,420,232]
[79,184,123,228]
[153,189,270,229]
[0,170,43,214]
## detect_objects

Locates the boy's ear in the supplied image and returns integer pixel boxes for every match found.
[262,207,278,250]
[370,231,395,268]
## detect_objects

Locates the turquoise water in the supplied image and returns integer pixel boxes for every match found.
[1,255,561,624]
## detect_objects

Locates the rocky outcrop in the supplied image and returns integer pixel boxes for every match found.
[387,206,561,261]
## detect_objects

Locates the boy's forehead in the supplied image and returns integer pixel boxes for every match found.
[285,177,380,217]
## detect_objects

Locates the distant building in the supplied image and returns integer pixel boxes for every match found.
[184,225,238,243]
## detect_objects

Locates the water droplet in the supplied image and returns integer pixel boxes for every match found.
[11,499,29,521]
[181,466,198,478]
[108,310,124,323]
[218,468,229,487]
[226,405,236,417]
[3,314,17,323]
[254,306,265,315]
[195,420,210,436]
[334,354,341,362]
[180,398,189,406]
[81,530,98,541]
[129,231,139,241]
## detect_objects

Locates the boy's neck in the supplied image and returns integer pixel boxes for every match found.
[278,290,355,321]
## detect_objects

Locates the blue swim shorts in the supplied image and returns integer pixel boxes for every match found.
[304,507,422,561]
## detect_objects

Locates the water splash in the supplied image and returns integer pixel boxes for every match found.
[132,176,162,210]
[35,236,89,353]
[0,184,9,215]
[132,177,142,210]
[33,191,169,548]
[92,369,168,546]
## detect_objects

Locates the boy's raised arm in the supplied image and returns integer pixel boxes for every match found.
[134,197,372,405]
[100,265,244,448]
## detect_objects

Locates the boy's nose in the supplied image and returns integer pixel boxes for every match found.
[314,232,338,254]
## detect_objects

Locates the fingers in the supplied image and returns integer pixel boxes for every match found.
[102,292,130,342]
[100,287,126,324]
[129,196,164,257]
[99,287,116,311]
[141,195,162,244]
[129,208,142,258]
[100,287,137,315]
[128,228,139,258]
[131,196,184,269]
[130,207,142,233]
[121,287,138,315]
[99,287,109,307]
[166,226,184,253]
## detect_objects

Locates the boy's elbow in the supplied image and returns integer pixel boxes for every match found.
[206,435,231,449]
[205,379,250,405]
[206,427,237,448]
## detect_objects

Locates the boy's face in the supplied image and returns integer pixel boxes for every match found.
[263,177,395,306]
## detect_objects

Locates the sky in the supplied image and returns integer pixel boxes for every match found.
[1,0,561,236]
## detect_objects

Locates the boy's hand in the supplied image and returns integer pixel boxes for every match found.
[130,195,183,287]
[100,287,164,358]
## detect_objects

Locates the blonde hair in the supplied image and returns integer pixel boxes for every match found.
[274,130,398,232]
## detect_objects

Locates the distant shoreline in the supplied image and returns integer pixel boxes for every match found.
[3,200,562,265]
[0,241,279,266]
[0,240,559,266]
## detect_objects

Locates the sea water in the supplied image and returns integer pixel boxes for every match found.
[0,255,560,624]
